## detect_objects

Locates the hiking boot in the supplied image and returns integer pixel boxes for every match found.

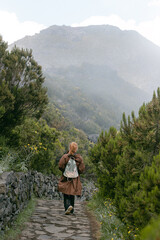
[65,205,73,215]
[70,208,74,214]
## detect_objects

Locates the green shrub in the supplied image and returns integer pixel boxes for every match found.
[9,118,64,174]
[89,88,160,234]
[140,216,160,240]
[133,153,160,227]
[89,127,122,198]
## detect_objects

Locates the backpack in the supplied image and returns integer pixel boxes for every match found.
[63,155,79,178]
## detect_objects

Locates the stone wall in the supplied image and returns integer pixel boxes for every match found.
[0,171,96,234]
[0,171,61,233]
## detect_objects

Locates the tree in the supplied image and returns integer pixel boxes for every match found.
[89,88,160,232]
[115,146,148,223]
[6,118,64,174]
[133,153,160,227]
[89,127,121,198]
[0,37,48,134]
[115,89,160,228]
[131,89,160,156]
[0,81,14,119]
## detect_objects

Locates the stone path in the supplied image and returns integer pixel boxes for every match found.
[19,199,95,240]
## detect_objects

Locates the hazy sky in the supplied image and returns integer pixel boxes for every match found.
[0,0,160,46]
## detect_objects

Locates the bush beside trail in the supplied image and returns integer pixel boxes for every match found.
[89,88,160,238]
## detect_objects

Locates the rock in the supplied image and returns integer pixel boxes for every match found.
[0,181,6,194]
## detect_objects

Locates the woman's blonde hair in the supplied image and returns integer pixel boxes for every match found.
[69,142,78,154]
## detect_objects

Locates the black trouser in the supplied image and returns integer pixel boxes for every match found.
[64,194,75,213]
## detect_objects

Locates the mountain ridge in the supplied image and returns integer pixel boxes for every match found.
[10,24,160,95]
[9,24,160,134]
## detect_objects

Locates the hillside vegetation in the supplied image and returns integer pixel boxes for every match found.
[10,24,160,135]
[0,37,91,175]
[89,88,160,238]
[45,63,148,134]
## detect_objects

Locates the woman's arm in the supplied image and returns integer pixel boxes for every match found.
[78,156,85,174]
[59,155,67,172]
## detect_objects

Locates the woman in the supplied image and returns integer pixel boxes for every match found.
[58,142,85,215]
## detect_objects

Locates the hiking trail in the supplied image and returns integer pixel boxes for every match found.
[18,199,97,240]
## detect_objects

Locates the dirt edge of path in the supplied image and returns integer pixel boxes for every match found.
[84,202,101,240]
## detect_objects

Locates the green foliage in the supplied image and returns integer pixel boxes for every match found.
[0,37,48,135]
[89,88,160,235]
[8,118,63,174]
[131,90,160,156]
[87,192,132,240]
[0,81,15,119]
[0,135,9,157]
[115,147,149,222]
[133,153,160,227]
[46,76,104,134]
[0,114,92,175]
[140,216,160,240]
[116,88,160,229]
[90,127,121,198]
[42,103,72,131]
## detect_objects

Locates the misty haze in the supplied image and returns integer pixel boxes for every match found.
[10,25,160,135]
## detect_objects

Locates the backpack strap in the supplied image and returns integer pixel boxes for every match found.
[68,153,77,159]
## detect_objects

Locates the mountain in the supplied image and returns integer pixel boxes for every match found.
[10,25,160,94]
[9,25,160,134]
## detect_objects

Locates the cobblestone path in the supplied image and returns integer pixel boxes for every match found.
[19,199,95,240]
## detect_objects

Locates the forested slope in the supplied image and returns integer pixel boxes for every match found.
[10,24,160,135]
